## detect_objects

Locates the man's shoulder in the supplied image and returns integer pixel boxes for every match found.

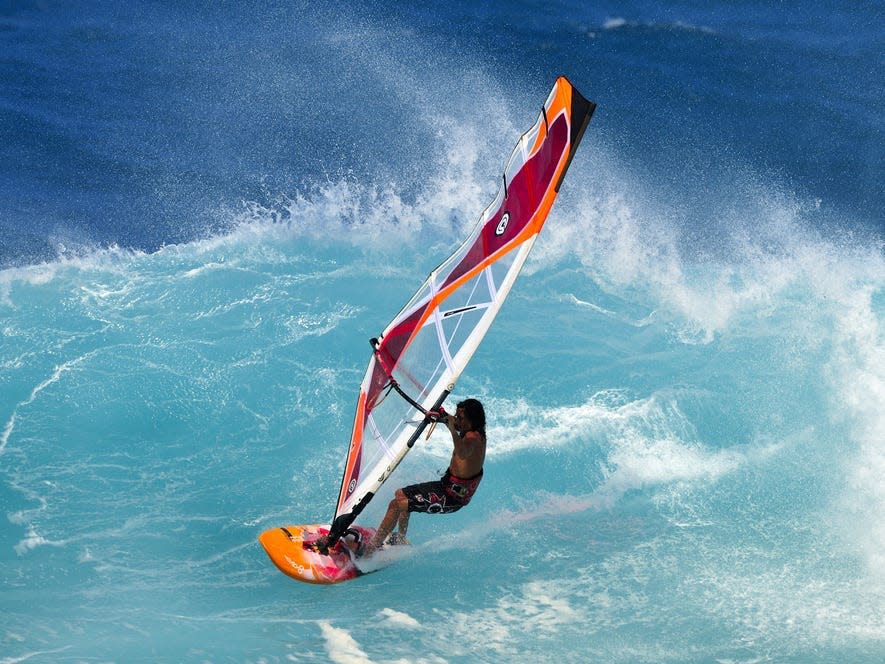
[464,430,485,451]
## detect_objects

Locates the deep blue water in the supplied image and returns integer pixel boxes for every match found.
[1,2,883,662]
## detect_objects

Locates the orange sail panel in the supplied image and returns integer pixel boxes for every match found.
[330,77,595,539]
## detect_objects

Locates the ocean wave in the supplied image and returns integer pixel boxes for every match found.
[601,16,716,34]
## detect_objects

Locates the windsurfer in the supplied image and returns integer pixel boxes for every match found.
[359,398,487,557]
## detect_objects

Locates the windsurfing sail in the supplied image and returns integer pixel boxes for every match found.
[326,76,595,545]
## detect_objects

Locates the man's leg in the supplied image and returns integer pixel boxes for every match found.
[382,508,411,546]
[396,509,410,538]
[367,489,408,553]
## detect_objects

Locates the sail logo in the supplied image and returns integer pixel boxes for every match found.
[348,479,357,494]
[495,213,510,236]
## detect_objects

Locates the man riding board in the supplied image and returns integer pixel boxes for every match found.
[359,398,486,557]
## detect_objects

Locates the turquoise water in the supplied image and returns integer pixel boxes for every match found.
[2,1,883,662]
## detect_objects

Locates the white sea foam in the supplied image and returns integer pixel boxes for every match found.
[424,577,582,658]
[0,646,73,664]
[448,392,748,491]
[1,353,93,455]
[602,16,715,34]
[598,430,744,500]
[602,17,628,30]
[418,512,885,659]
[536,169,885,591]
[376,608,422,630]
[318,621,373,664]
[821,264,885,580]
[14,527,64,556]
[421,389,774,535]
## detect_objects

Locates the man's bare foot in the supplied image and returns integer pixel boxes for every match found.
[305,535,332,554]
[385,532,410,546]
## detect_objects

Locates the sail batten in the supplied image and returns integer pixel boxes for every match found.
[328,77,595,542]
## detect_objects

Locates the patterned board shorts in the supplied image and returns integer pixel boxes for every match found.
[402,469,483,514]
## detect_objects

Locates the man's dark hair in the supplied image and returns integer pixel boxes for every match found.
[457,398,486,440]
